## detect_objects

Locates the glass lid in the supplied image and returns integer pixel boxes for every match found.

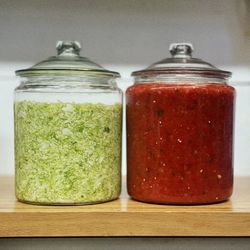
[16,41,120,78]
[132,43,231,79]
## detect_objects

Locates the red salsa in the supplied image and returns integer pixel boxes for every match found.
[126,83,235,204]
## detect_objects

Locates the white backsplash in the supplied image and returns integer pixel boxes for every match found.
[0,63,250,176]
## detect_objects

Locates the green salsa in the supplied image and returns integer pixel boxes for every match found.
[15,101,122,204]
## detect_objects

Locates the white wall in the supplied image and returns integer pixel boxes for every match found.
[0,0,250,175]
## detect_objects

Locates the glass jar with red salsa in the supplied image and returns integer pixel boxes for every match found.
[126,43,235,204]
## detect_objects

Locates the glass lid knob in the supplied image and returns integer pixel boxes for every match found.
[169,43,193,58]
[56,41,81,56]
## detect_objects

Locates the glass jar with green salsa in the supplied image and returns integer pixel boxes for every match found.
[15,41,122,205]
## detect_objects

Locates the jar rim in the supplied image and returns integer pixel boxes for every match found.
[15,68,120,78]
[132,68,231,80]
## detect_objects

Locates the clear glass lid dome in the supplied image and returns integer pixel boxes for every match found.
[16,41,120,78]
[132,43,231,79]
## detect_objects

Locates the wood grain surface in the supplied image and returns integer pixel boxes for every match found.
[0,176,250,237]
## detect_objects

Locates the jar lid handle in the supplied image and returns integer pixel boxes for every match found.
[169,43,193,58]
[56,41,81,56]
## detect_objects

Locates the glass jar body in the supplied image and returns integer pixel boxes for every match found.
[126,77,235,204]
[14,75,122,205]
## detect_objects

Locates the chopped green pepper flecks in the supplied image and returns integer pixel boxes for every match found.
[15,101,122,204]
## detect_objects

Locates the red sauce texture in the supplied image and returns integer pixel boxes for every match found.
[126,83,235,204]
